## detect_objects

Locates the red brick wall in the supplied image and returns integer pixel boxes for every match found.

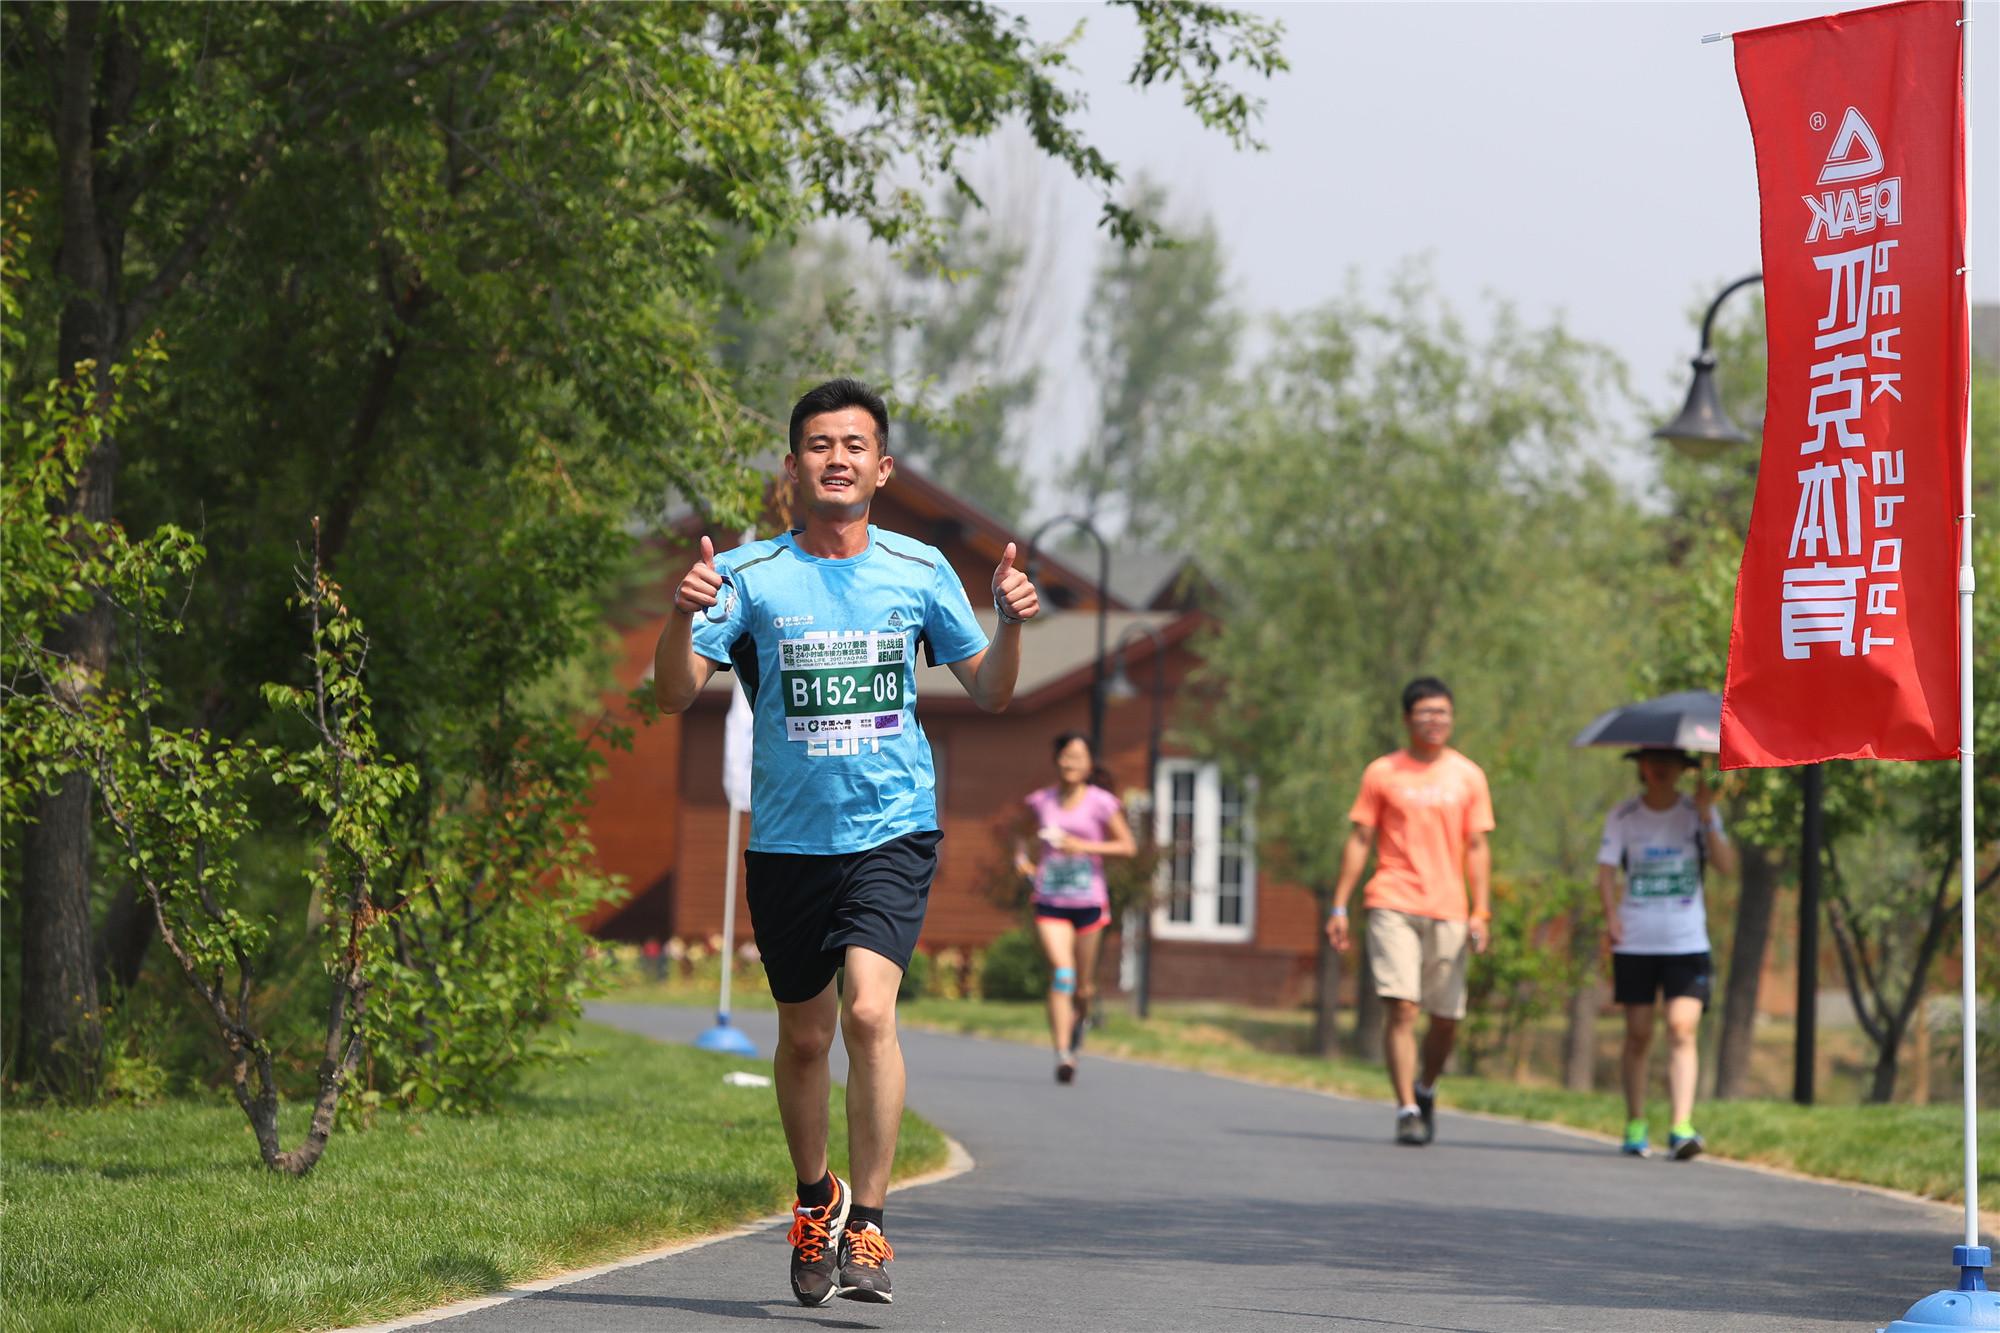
[1145,941,1318,1009]
[581,630,684,937]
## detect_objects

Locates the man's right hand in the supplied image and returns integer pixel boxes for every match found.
[675,535,723,616]
[1604,908,1623,949]
[1325,913,1351,952]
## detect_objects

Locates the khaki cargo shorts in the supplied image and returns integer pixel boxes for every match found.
[1366,908,1471,1020]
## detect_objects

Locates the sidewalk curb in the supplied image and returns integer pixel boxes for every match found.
[340,1136,976,1331]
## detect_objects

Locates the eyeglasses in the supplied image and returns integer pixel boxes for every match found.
[1410,708,1453,720]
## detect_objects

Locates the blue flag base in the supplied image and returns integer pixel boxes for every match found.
[694,1014,759,1058]
[1882,1249,2000,1331]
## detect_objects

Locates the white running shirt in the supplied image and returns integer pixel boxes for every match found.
[1596,795,1718,956]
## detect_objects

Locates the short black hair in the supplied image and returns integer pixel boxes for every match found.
[789,378,889,455]
[1051,730,1116,792]
[1401,677,1453,715]
[1051,730,1093,762]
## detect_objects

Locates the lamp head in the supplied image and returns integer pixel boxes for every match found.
[1104,657,1139,704]
[1653,352,1751,459]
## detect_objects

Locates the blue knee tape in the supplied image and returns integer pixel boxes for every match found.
[1051,967,1077,995]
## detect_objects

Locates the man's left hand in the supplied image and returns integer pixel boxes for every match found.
[1469,917,1491,954]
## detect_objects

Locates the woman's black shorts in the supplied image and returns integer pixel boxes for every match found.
[1033,901,1112,934]
[744,829,940,1004]
[1612,951,1713,1008]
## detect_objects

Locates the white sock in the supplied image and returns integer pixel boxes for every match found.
[1415,1081,1435,1099]
[1398,1103,1420,1116]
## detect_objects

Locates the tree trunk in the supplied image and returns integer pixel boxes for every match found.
[18,778,103,1095]
[1562,907,1602,1091]
[96,883,156,994]
[18,0,119,1097]
[1714,841,1779,1099]
[1351,915,1383,1060]
[1912,987,1932,1106]
[1869,1027,1902,1104]
[1312,898,1342,1057]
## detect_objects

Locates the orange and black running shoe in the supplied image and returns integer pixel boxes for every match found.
[787,1175,850,1307]
[836,1221,895,1304]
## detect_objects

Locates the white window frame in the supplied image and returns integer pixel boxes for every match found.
[1151,759,1256,944]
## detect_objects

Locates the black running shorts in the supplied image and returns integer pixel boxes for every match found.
[1033,902,1112,934]
[1612,951,1713,1009]
[744,829,940,1004]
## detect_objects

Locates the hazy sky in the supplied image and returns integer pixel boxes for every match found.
[976,0,1998,518]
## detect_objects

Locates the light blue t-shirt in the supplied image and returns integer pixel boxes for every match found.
[691,527,989,854]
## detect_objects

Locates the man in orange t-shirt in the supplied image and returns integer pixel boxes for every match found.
[1326,677,1494,1147]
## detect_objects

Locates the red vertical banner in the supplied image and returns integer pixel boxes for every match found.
[1722,0,1967,769]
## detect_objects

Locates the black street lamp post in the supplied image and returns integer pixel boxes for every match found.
[1655,270,1825,1106]
[1024,515,1112,756]
[1654,272,1764,459]
[1106,622,1168,1019]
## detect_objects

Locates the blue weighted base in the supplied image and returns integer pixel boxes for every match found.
[1882,1249,2000,1331]
[694,1015,759,1058]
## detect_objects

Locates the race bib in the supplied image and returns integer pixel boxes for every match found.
[1039,853,1096,901]
[779,632,906,742]
[1628,853,1699,903]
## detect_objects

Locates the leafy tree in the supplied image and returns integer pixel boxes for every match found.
[1636,297,1782,1098]
[0,0,1286,1094]
[1,251,412,1166]
[1,220,197,1096]
[878,190,1052,523]
[1646,294,2000,1103]
[716,186,1052,523]
[1072,177,1239,539]
[1163,272,1639,1055]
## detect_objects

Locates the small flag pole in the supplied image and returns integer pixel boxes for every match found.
[696,543,759,1060]
[693,797,757,1056]
[1884,8,1990,1328]
[1951,0,1981,1267]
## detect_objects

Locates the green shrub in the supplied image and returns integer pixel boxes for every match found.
[976,928,1049,1000]
[1463,876,1594,1075]
[898,948,933,1001]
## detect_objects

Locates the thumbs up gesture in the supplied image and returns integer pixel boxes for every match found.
[993,541,1039,625]
[675,535,725,616]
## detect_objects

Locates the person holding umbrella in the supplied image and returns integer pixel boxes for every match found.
[1595,746,1736,1160]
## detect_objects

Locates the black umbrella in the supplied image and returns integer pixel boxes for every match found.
[1571,689,1722,754]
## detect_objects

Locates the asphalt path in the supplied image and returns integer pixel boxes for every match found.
[413,1002,1970,1332]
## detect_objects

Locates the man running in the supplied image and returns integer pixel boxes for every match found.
[654,378,1038,1306]
[1325,677,1494,1146]
[1597,747,1736,1161]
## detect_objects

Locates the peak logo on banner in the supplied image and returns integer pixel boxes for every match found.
[1818,106,1885,182]
[1723,0,1966,769]
[1804,107,1900,241]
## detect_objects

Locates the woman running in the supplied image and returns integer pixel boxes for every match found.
[1015,731,1137,1083]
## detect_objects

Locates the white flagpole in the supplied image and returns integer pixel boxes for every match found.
[719,801,744,1025]
[697,537,759,1059]
[1955,4,1979,1255]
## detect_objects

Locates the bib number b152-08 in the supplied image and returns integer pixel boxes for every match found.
[779,632,906,742]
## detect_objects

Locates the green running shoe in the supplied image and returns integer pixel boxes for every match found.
[1621,1119,1650,1158]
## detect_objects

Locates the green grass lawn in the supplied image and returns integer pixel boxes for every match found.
[893,996,1998,1211]
[2,1022,946,1333]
